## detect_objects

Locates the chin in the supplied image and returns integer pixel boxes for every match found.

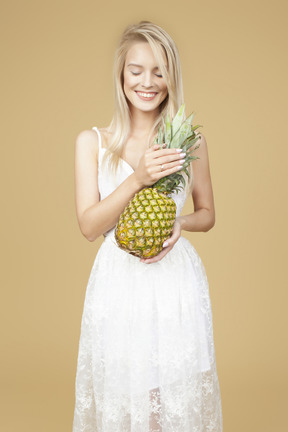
[130,96,166,113]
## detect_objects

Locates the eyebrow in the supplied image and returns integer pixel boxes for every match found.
[127,63,160,70]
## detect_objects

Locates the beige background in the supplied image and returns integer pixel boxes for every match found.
[1,0,287,431]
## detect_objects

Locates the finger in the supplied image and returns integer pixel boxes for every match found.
[162,234,176,249]
[140,225,181,264]
[163,232,178,247]
[140,245,172,264]
[148,152,186,175]
[151,163,184,181]
[147,144,161,153]
[157,159,185,173]
[149,160,183,177]
[146,149,185,176]
[153,142,167,149]
[153,153,186,168]
[170,230,180,242]
[152,148,184,158]
[140,237,175,263]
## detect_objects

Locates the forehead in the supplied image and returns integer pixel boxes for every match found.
[125,41,166,67]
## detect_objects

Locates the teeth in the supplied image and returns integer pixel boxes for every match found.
[137,92,156,98]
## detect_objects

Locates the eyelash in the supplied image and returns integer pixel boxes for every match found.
[131,72,163,78]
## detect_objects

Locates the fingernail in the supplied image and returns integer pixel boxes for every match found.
[179,159,185,164]
[163,241,169,247]
[180,152,186,157]
[176,149,182,153]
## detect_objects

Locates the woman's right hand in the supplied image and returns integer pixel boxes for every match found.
[133,144,186,188]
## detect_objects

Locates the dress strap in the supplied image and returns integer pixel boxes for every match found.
[92,126,102,150]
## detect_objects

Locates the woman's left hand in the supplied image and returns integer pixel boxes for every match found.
[140,218,182,264]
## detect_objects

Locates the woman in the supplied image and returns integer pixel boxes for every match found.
[73,21,223,432]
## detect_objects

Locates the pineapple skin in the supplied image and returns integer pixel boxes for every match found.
[115,187,176,258]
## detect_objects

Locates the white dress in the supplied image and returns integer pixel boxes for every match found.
[72,127,223,432]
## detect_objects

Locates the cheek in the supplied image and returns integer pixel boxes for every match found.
[123,74,132,98]
[123,71,135,90]
[160,80,168,93]
[161,83,168,99]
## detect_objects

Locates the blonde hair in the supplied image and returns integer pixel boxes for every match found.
[104,21,185,173]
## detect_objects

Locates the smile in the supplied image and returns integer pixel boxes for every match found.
[135,91,158,100]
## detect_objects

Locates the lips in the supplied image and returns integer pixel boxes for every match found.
[135,91,158,101]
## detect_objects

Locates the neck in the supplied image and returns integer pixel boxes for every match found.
[128,105,159,138]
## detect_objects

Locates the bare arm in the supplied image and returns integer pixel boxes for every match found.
[178,133,215,232]
[74,129,186,241]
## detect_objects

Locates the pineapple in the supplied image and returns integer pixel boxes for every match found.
[115,104,202,258]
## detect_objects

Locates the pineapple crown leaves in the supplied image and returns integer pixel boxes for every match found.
[153,104,202,194]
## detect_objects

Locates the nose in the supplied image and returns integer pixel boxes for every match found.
[141,72,153,88]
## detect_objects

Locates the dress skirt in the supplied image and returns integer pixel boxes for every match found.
[72,233,223,432]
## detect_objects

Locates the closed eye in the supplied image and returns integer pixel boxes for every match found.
[130,71,163,78]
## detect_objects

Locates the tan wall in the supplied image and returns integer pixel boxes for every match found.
[1,0,287,430]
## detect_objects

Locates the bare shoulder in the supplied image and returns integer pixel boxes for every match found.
[75,129,100,157]
[191,131,209,161]
[195,131,207,146]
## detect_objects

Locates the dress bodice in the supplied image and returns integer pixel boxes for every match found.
[92,127,188,237]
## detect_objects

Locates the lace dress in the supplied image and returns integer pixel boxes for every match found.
[72,127,223,432]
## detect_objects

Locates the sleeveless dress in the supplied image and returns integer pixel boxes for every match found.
[72,127,223,432]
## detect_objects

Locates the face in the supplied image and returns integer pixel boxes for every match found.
[123,41,168,114]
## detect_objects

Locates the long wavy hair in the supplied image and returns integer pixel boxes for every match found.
[104,21,186,174]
